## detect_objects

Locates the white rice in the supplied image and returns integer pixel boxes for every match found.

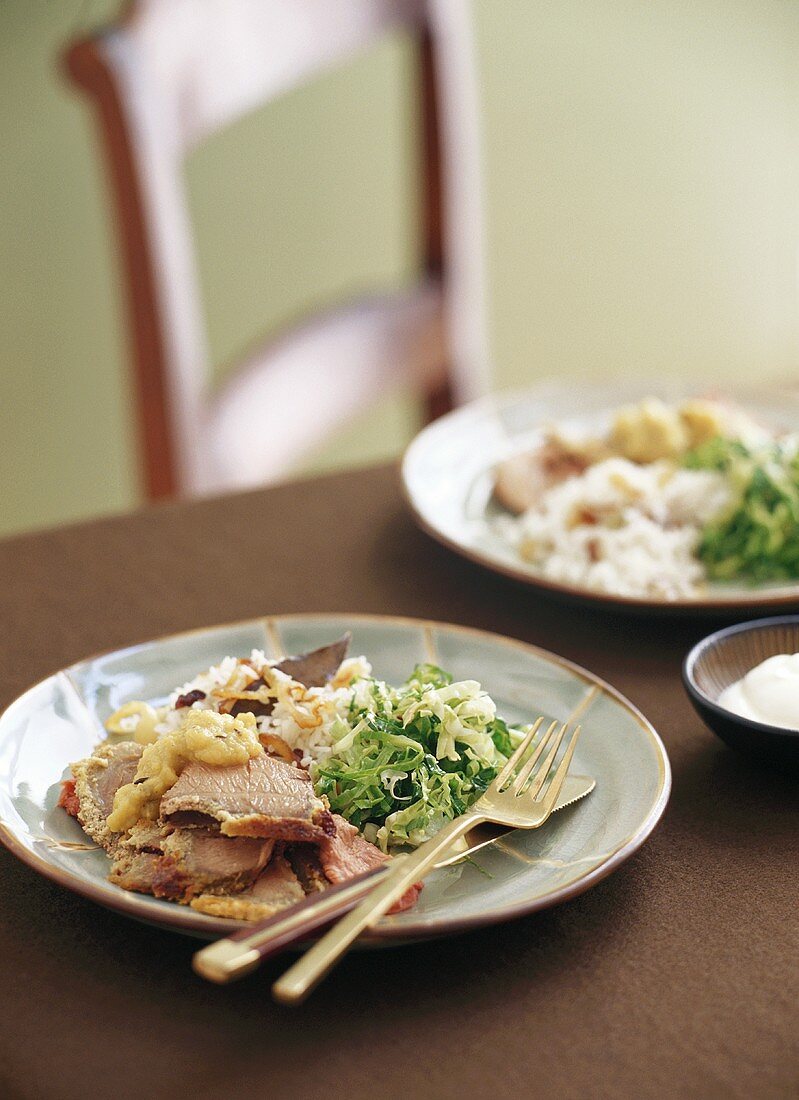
[170,652,266,704]
[265,659,374,766]
[505,457,732,599]
[152,650,374,765]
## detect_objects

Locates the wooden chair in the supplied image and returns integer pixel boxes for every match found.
[63,0,489,500]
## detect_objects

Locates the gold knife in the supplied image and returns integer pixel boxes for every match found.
[193,774,595,984]
[434,773,595,868]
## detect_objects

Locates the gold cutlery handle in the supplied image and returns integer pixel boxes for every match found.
[193,863,391,983]
[272,812,479,1004]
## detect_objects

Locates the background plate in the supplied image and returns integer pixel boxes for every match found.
[402,380,799,613]
[0,614,670,941]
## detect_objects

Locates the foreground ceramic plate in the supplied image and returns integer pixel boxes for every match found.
[402,380,799,613]
[0,614,670,941]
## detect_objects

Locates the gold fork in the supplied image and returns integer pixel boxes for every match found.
[272,716,581,1004]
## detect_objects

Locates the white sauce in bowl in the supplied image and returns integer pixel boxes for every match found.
[718,653,799,730]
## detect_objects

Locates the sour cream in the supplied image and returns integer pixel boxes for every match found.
[718,653,799,730]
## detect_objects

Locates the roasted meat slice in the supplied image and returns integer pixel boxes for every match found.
[109,822,274,903]
[286,844,329,894]
[190,853,305,920]
[229,634,352,717]
[317,815,422,913]
[160,829,274,897]
[68,740,143,852]
[160,754,334,842]
[108,821,171,896]
[318,814,388,883]
[57,779,80,817]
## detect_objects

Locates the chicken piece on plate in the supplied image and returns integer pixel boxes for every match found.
[494,437,596,514]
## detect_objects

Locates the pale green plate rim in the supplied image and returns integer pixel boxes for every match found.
[0,613,671,942]
[401,381,799,614]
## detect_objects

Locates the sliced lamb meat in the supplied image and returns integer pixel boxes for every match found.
[109,850,165,897]
[229,634,352,718]
[160,829,274,896]
[109,822,274,903]
[285,844,329,895]
[318,815,422,914]
[190,853,305,920]
[108,821,172,895]
[69,740,143,853]
[121,820,166,853]
[318,814,388,882]
[160,754,335,842]
[57,778,80,817]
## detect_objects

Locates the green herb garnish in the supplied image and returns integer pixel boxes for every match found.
[684,435,799,582]
[312,665,524,851]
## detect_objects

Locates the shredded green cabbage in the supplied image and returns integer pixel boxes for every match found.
[684,435,799,582]
[311,663,524,851]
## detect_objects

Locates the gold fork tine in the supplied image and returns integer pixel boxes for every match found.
[525,721,569,800]
[491,716,544,789]
[538,725,582,811]
[509,720,558,794]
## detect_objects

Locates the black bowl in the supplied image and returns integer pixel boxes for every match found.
[683,616,799,764]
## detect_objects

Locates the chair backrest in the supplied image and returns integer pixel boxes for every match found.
[65,0,489,499]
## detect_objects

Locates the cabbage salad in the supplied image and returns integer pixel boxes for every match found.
[311,663,525,851]
[684,435,799,583]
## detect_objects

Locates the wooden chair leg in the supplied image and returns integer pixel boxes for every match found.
[423,372,454,423]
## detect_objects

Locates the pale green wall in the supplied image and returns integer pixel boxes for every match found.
[477,0,799,388]
[1,0,134,535]
[1,1,798,536]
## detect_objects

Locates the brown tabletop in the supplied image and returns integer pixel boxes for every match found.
[0,463,796,1100]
